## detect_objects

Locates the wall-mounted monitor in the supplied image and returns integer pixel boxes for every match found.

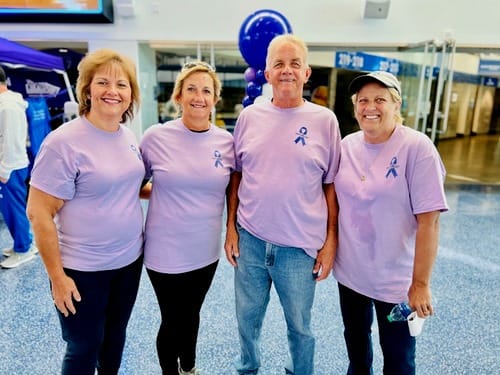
[0,0,114,23]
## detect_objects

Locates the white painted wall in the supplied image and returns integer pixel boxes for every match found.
[3,1,498,137]
[2,0,499,49]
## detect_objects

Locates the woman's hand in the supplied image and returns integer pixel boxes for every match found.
[51,274,82,317]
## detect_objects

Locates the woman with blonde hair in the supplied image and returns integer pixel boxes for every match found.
[140,61,235,374]
[27,49,144,375]
[333,71,448,374]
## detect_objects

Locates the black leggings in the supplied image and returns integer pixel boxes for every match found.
[147,261,218,374]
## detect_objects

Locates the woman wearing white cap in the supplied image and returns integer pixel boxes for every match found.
[333,71,449,374]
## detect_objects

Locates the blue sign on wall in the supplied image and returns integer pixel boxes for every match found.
[478,60,500,76]
[482,76,498,87]
[335,51,400,74]
[453,71,481,85]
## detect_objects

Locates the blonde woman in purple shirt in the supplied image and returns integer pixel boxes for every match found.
[140,62,234,375]
[26,49,144,375]
[333,71,449,374]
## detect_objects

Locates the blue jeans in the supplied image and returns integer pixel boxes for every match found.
[57,256,143,375]
[0,167,32,252]
[234,225,316,375]
[338,283,416,375]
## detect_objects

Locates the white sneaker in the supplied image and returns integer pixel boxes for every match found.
[178,366,201,375]
[3,245,38,257]
[1,248,36,268]
[2,247,14,257]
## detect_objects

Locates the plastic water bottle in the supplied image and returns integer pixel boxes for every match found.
[387,302,412,322]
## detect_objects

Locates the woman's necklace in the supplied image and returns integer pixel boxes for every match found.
[182,117,210,132]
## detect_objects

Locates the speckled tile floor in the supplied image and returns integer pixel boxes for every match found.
[0,135,499,374]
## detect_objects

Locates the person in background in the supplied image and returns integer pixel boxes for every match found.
[140,61,234,375]
[311,85,329,107]
[333,71,449,374]
[25,95,52,172]
[224,34,341,375]
[26,49,144,375]
[0,65,37,269]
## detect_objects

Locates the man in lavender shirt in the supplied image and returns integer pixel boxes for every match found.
[224,34,341,375]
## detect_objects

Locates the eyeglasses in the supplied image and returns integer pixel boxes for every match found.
[181,61,216,72]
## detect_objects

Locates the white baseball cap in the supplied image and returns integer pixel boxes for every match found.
[348,71,401,96]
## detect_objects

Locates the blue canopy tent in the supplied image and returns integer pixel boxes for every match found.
[0,37,78,167]
[0,37,75,102]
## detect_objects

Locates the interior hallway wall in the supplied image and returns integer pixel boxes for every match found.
[2,1,500,48]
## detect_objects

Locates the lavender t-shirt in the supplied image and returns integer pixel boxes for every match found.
[140,119,234,274]
[333,125,449,303]
[30,117,145,271]
[234,100,341,257]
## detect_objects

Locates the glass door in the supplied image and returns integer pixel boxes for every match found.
[430,39,455,143]
[399,38,455,143]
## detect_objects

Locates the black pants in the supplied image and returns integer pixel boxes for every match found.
[338,283,416,375]
[147,261,218,374]
[58,256,143,375]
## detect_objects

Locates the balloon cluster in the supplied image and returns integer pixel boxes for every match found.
[238,9,292,107]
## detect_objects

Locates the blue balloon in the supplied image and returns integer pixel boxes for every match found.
[244,66,256,82]
[255,69,267,85]
[246,82,262,98]
[242,95,254,107]
[238,9,293,70]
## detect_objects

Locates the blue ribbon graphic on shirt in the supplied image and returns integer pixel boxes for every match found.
[294,126,308,146]
[130,145,142,161]
[214,150,223,168]
[385,156,399,178]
